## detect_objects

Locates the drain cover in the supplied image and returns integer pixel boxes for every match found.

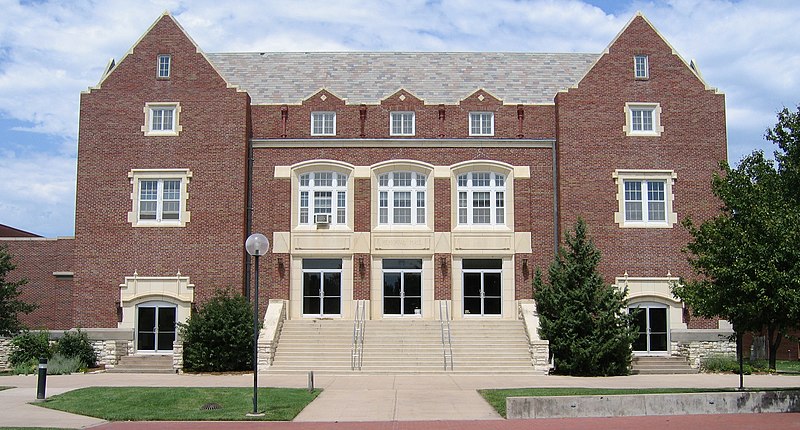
[200,403,222,410]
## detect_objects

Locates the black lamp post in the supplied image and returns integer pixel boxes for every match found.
[245,233,269,417]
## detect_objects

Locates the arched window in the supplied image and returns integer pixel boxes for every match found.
[298,171,348,225]
[456,171,505,225]
[377,171,427,225]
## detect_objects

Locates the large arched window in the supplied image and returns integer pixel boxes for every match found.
[377,171,427,225]
[298,171,348,225]
[456,171,506,225]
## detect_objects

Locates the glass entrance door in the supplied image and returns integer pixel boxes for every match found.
[630,305,668,353]
[302,259,342,317]
[462,259,502,316]
[383,259,422,316]
[136,302,177,353]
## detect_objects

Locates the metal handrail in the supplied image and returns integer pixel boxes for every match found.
[351,300,365,370]
[439,302,453,371]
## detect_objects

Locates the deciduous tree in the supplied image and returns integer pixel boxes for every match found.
[0,246,37,336]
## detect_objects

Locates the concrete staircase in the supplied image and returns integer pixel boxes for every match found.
[631,356,697,374]
[107,354,175,374]
[268,319,537,374]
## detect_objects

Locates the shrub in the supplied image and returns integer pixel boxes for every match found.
[54,329,96,368]
[179,289,255,372]
[533,219,637,376]
[13,360,36,375]
[9,331,51,366]
[700,354,769,374]
[47,353,83,375]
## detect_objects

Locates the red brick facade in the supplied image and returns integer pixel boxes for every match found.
[1,13,733,357]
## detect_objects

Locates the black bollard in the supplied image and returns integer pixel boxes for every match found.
[36,358,48,400]
[308,371,314,392]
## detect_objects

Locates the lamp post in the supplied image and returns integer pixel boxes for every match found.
[245,233,269,417]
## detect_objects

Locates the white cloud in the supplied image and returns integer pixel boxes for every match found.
[1,0,800,237]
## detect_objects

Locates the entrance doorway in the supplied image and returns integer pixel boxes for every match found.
[462,259,502,316]
[630,304,668,354]
[302,259,342,317]
[383,259,422,316]
[136,302,177,353]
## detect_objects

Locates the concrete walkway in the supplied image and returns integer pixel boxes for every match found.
[0,371,798,428]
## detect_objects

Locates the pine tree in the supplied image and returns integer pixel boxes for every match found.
[533,219,636,376]
[0,246,37,336]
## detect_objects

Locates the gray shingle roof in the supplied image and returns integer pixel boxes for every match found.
[205,52,599,105]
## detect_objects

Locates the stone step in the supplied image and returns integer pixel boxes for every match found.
[107,355,175,374]
[630,356,697,374]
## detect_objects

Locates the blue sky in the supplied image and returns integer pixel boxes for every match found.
[1,0,799,237]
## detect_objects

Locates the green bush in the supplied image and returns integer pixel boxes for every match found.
[700,354,769,374]
[54,329,96,368]
[179,289,256,372]
[13,360,36,375]
[9,331,51,366]
[47,352,83,375]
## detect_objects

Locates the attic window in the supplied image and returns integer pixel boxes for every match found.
[634,55,649,79]
[158,54,171,79]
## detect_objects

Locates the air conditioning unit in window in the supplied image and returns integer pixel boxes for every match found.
[314,214,332,225]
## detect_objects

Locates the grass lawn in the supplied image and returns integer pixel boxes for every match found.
[777,360,800,373]
[479,387,757,418]
[37,387,321,421]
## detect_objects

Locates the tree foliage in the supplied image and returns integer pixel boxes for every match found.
[179,289,255,372]
[533,219,637,376]
[0,246,37,336]
[673,106,800,371]
[54,329,97,368]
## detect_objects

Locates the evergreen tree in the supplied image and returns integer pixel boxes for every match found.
[533,219,637,376]
[0,246,37,336]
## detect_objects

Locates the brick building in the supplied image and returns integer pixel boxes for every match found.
[1,12,739,370]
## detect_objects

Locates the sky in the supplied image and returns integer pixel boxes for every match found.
[0,0,799,237]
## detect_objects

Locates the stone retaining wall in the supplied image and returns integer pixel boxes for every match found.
[507,390,800,419]
[671,329,735,368]
[0,338,11,370]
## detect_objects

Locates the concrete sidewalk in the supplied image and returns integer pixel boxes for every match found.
[1,371,799,428]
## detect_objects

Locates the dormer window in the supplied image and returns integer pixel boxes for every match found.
[469,112,494,136]
[157,54,171,79]
[634,55,649,79]
[311,112,336,136]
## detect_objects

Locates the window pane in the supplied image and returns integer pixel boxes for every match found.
[416,191,425,223]
[379,174,389,187]
[383,259,422,270]
[315,172,332,187]
[393,172,411,186]
[642,110,653,131]
[473,172,490,187]
[158,55,170,78]
[463,259,502,270]
[648,201,666,221]
[624,181,642,201]
[302,259,343,270]
[457,174,467,187]
[314,191,332,214]
[632,110,643,131]
[300,174,310,187]
[626,202,643,221]
[416,174,426,187]
[337,191,346,223]
[379,191,388,224]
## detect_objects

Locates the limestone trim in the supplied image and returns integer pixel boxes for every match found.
[612,169,677,228]
[370,256,435,319]
[450,160,515,231]
[451,256,515,320]
[142,102,182,136]
[289,255,353,319]
[252,139,554,148]
[616,275,687,331]
[117,273,194,333]
[290,160,355,231]
[371,160,435,231]
[623,102,663,137]
[127,168,192,227]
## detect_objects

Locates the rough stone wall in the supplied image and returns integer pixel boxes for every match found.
[673,339,736,368]
[0,338,11,370]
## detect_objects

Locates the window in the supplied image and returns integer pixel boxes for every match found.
[128,169,191,227]
[613,169,676,228]
[390,112,415,136]
[143,102,181,136]
[299,171,348,225]
[302,259,342,316]
[457,171,505,225]
[462,259,502,316]
[378,171,427,225]
[157,54,171,78]
[624,102,662,136]
[469,112,494,136]
[383,259,422,316]
[634,55,649,79]
[311,112,336,136]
